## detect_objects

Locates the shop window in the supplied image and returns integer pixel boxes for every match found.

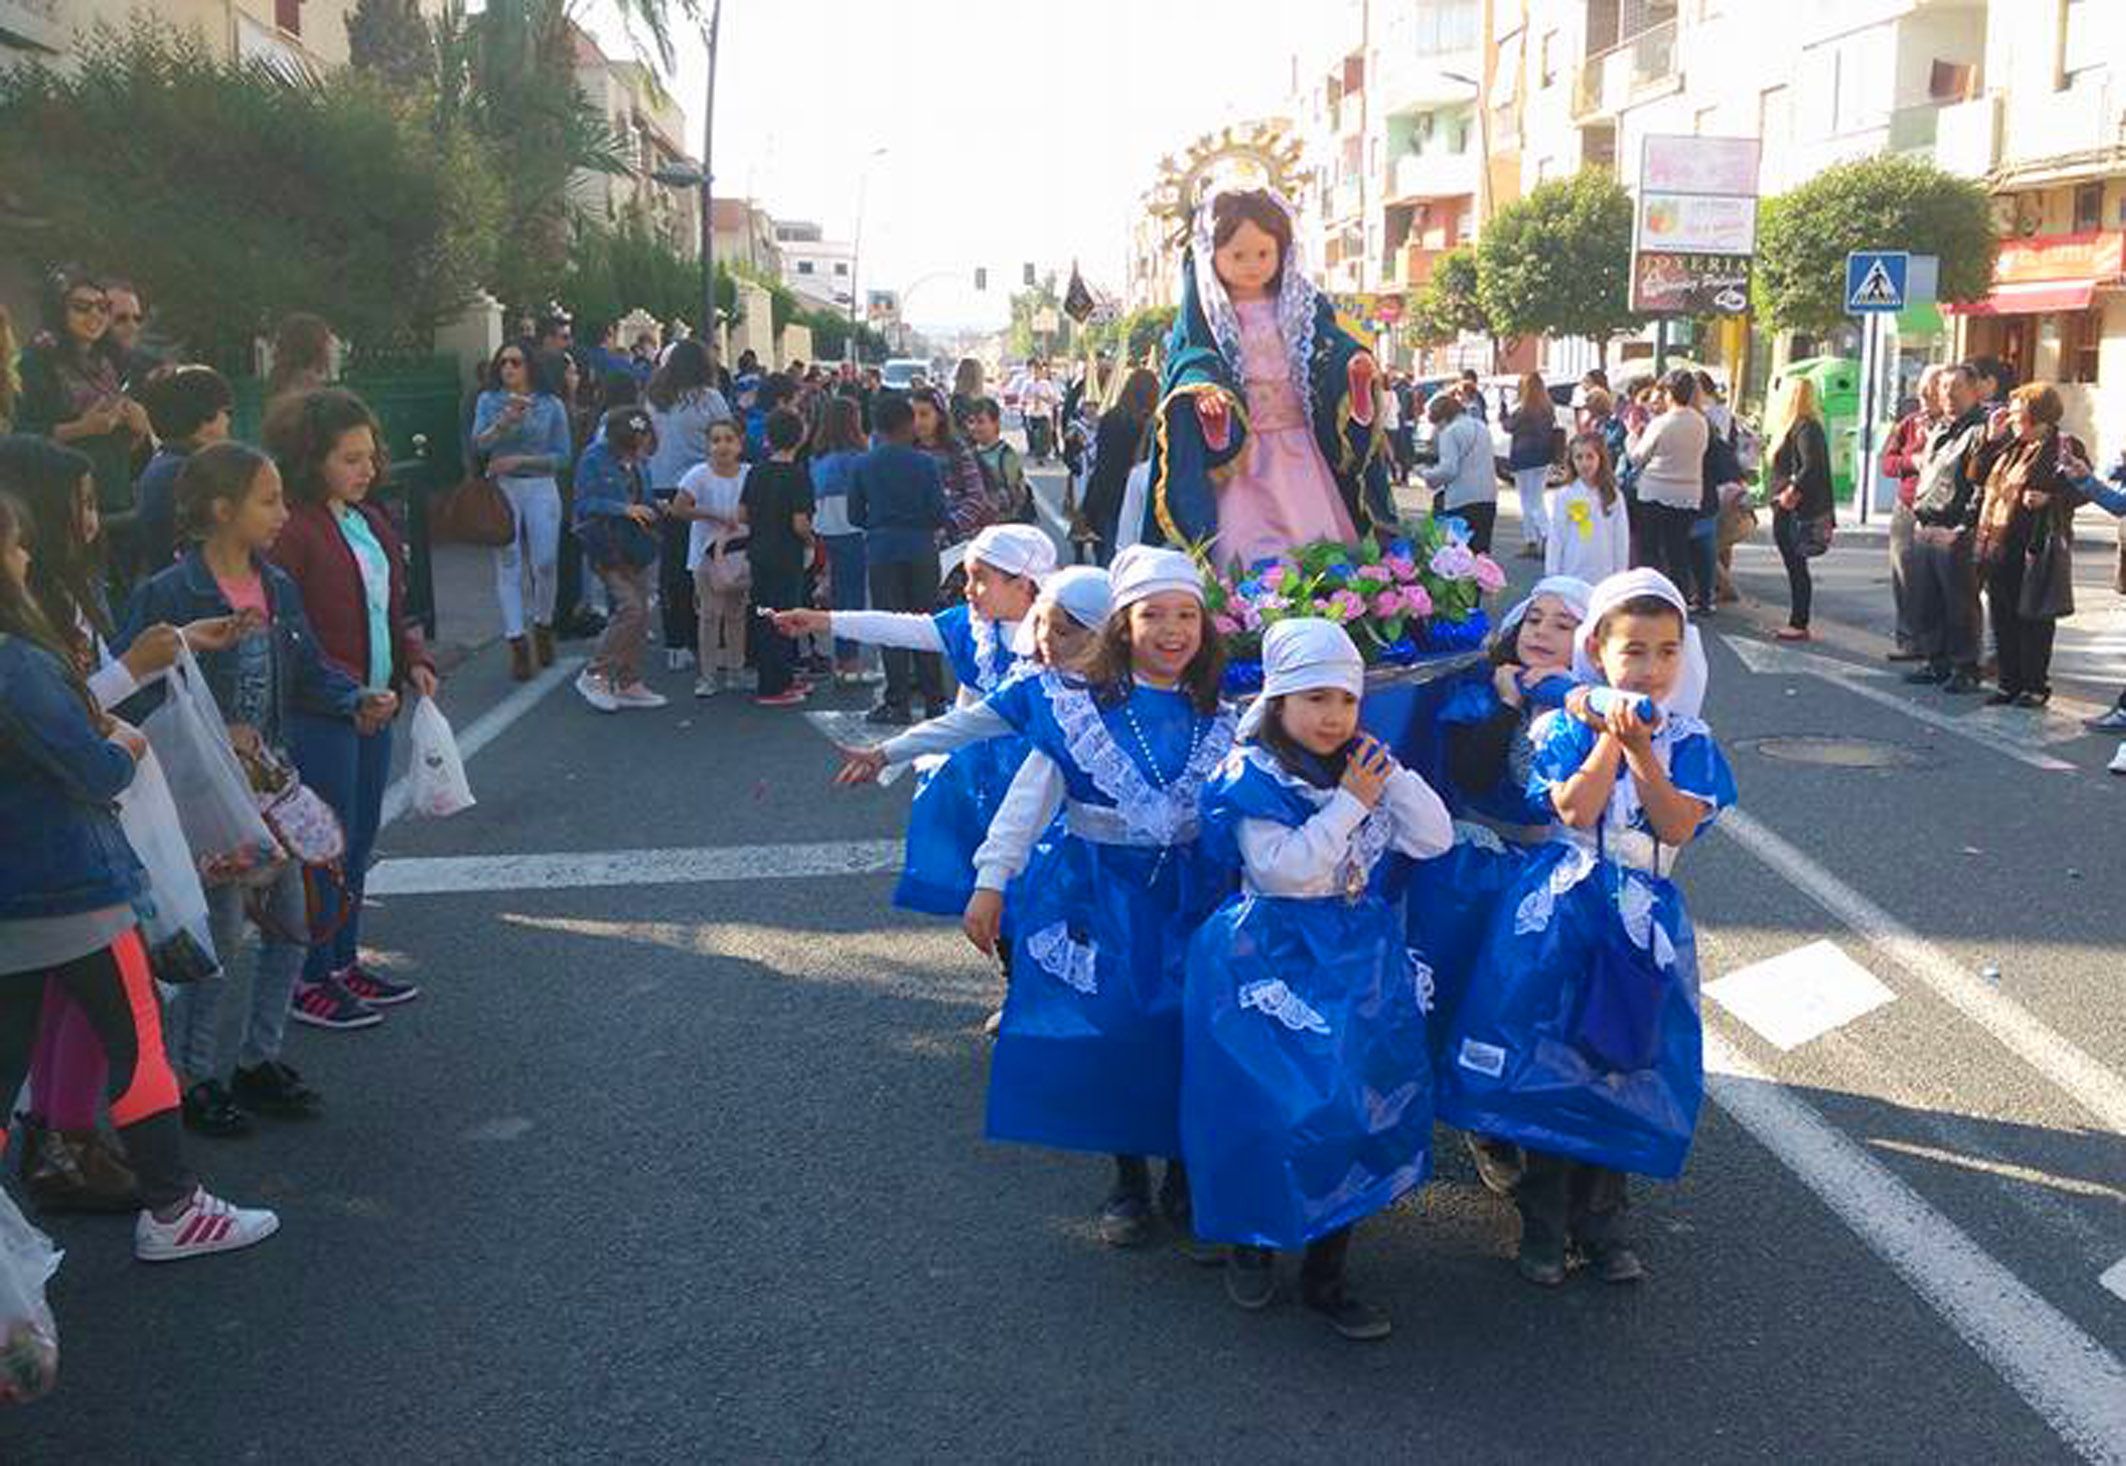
[2073,183,2102,233]
[2063,309,2101,384]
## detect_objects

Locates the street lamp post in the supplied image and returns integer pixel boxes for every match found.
[699,0,723,352]
[1439,67,1492,372]
[848,146,889,365]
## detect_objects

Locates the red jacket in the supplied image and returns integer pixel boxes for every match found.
[267,499,433,693]
[1880,410,1933,508]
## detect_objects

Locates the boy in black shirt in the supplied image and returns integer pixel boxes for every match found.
[743,408,817,705]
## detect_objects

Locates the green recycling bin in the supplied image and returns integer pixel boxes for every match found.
[1768,356,1858,501]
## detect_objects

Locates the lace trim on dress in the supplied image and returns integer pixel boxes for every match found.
[1238,978,1331,1036]
[1045,672,1235,847]
[1025,922,1097,996]
[1240,746,1397,891]
[969,613,1015,695]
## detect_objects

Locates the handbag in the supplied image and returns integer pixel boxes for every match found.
[2019,519,2075,620]
[432,474,515,547]
[240,744,346,867]
[1798,511,1835,559]
[704,534,752,594]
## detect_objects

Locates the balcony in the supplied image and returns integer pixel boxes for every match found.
[1330,178,1363,221]
[1886,103,1942,156]
[1571,21,1679,122]
[1396,244,1451,289]
[1389,149,1477,203]
[2002,75,2117,172]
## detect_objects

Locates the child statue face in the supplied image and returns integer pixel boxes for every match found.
[1212,218,1281,300]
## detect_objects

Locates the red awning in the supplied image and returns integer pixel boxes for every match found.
[1943,279,2099,316]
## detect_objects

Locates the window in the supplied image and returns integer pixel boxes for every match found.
[2062,0,2107,87]
[833,262,849,277]
[1412,0,1478,56]
[1414,112,1437,150]
[274,0,301,35]
[1450,116,1472,153]
[2064,308,2101,384]
[2073,182,2103,233]
[1540,30,1558,86]
[796,260,815,275]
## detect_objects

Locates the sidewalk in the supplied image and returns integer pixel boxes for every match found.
[426,542,505,671]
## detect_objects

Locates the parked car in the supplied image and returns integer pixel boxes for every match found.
[879,358,930,392]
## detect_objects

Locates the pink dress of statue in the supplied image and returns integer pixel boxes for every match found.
[1215,297,1357,570]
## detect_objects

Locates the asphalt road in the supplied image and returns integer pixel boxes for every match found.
[8,467,2125,1464]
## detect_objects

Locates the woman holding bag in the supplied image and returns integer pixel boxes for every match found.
[263,388,438,1024]
[0,491,279,1261]
[1765,378,1833,641]
[1969,383,2076,707]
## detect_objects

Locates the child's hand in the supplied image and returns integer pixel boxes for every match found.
[355,690,398,734]
[180,614,248,653]
[1341,734,1393,808]
[107,717,147,761]
[1604,697,1655,754]
[769,608,829,638]
[1565,686,1604,729]
[121,623,186,680]
[226,722,262,757]
[624,503,659,526]
[962,889,1005,956]
[1492,663,1525,709]
[835,745,888,786]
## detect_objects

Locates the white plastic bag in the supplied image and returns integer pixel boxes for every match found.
[116,743,221,984]
[140,645,282,886]
[405,696,474,818]
[0,1191,59,1406]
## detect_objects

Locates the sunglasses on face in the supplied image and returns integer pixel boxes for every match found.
[66,297,108,316]
[500,356,525,367]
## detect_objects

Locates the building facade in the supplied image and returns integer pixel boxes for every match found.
[775,220,856,313]
[570,24,703,261]
[2,0,379,74]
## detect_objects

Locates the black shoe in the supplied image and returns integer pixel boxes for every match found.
[180,1080,251,1138]
[1225,1248,1278,1310]
[1984,689,2018,706]
[230,1060,322,1119]
[1942,670,1984,694]
[1903,664,1951,685]
[1516,1232,1567,1287]
[1096,1189,1153,1248]
[2014,689,2051,709]
[863,702,912,727]
[1887,649,1926,662]
[923,699,952,720]
[1303,1285,1393,1341]
[1467,1134,1525,1196]
[1588,1241,1647,1284]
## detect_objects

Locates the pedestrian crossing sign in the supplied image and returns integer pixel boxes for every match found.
[1845,251,1909,313]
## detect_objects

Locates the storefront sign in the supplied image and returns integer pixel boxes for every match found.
[1637,193,1758,255]
[1631,252,1752,316]
[1994,230,2125,285]
[1641,135,1762,197]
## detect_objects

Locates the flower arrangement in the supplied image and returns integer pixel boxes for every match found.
[1198,517,1505,693]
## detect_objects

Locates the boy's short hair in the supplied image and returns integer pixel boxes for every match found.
[873,395,915,436]
[707,417,743,439]
[967,396,1001,423]
[765,407,806,452]
[140,364,234,442]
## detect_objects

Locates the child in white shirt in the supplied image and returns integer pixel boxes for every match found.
[1545,432,1631,585]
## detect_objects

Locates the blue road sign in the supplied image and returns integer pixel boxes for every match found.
[1846,251,1909,314]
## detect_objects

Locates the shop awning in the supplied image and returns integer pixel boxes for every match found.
[1943,279,2099,316]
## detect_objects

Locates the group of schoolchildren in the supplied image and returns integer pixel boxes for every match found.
[784,530,1735,1342]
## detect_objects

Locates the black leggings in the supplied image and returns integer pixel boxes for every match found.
[1638,502,1699,594]
[1984,551,2058,696]
[656,509,696,652]
[1772,509,1815,629]
[1516,1150,1627,1250]
[0,929,192,1209]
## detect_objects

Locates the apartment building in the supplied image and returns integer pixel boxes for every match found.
[775,220,856,313]
[570,23,703,262]
[1,0,379,74]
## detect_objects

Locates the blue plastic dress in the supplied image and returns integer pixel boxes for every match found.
[1406,668,1574,1042]
[1436,709,1735,1180]
[1181,750,1436,1249]
[893,605,1029,916]
[980,671,1236,1159]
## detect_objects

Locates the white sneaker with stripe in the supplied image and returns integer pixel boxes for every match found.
[134,1186,280,1262]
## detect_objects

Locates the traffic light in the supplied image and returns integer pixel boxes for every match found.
[975,267,987,290]
[1023,262,1036,287]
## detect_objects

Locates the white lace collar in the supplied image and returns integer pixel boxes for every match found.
[1238,745,1396,894]
[969,613,1019,694]
[1045,671,1235,846]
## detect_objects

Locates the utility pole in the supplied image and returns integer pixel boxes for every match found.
[698,0,723,353]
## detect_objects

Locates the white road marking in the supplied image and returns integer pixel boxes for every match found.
[1722,634,2075,771]
[367,839,902,896]
[2101,1259,2126,1307]
[1717,807,2126,1137]
[1705,939,1896,1051]
[379,656,588,828]
[1706,1032,2126,1462]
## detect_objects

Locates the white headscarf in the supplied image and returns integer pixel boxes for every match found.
[1498,575,1595,643]
[1010,566,1113,657]
[967,524,1057,584]
[1108,545,1203,614]
[1571,568,1708,719]
[1237,617,1365,739]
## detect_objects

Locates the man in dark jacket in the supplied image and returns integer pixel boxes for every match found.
[1904,364,1990,692]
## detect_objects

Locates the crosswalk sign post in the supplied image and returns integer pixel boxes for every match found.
[1845,251,1909,313]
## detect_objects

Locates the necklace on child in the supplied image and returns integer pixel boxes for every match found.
[1119,694,1208,885]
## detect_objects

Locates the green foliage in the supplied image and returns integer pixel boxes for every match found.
[1754,155,1996,332]
[1125,306,1177,364]
[0,18,499,365]
[345,0,431,90]
[1404,246,1489,347]
[1476,170,1641,345]
[556,215,720,330]
[1008,273,1062,359]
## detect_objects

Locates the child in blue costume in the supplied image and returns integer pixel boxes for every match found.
[961,546,1236,1249]
[775,523,1056,916]
[1438,569,1735,1288]
[1183,619,1452,1341]
[1411,574,1593,1033]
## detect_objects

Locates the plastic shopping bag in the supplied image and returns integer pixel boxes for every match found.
[116,744,222,986]
[140,646,282,886]
[0,1191,59,1406]
[405,696,474,819]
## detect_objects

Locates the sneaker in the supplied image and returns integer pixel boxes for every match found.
[664,647,695,672]
[180,1080,251,1139]
[1942,670,1984,695]
[863,702,912,727]
[229,1060,322,1119]
[1225,1247,1278,1310]
[1588,1241,1647,1284]
[1984,689,2018,706]
[1902,664,1950,686]
[2083,706,2126,732]
[693,676,720,699]
[1302,1286,1393,1341]
[1467,1134,1525,1196]
[289,976,383,1031]
[134,1186,280,1262]
[753,689,807,707]
[575,669,619,713]
[1096,1189,1153,1248]
[2109,741,2126,776]
[1887,648,1926,662]
[2013,689,2051,709]
[923,699,952,720]
[340,965,420,1006]
[612,682,670,709]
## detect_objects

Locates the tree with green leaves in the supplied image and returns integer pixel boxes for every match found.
[1008,273,1064,359]
[1754,155,1996,333]
[1404,246,1490,352]
[345,0,431,90]
[0,18,499,365]
[1476,170,1641,365]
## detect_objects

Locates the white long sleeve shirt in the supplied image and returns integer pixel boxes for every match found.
[1236,765,1453,897]
[972,752,1066,891]
[1544,479,1632,584]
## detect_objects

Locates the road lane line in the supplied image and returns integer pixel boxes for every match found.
[1717,807,2126,1137]
[368,839,902,896]
[1703,939,1896,1050]
[2102,1259,2126,1307]
[1706,1033,2126,1462]
[379,656,587,829]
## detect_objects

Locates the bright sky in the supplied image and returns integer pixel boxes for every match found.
[580,0,1316,331]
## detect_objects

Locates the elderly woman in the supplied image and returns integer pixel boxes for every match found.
[1969,383,2076,707]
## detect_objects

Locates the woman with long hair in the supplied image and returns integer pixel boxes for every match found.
[1765,376,1832,641]
[949,357,985,431]
[645,339,734,672]
[1510,371,1560,558]
[472,339,572,679]
[809,394,874,683]
[1625,368,1710,592]
[14,268,150,552]
[912,385,1002,554]
[264,312,336,401]
[1078,368,1161,561]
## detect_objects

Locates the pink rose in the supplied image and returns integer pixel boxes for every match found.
[1371,591,1402,618]
[1383,554,1418,581]
[1331,589,1367,621]
[1402,585,1433,619]
[1214,613,1242,637]
[1355,564,1391,583]
[1473,554,1508,593]
[1430,544,1477,579]
[1238,603,1263,631]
